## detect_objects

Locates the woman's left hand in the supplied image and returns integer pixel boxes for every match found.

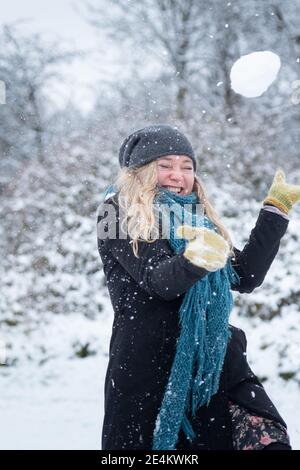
[263,168,300,214]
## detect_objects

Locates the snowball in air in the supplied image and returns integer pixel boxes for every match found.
[230,51,281,98]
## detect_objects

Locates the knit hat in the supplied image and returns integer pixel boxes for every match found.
[119,124,196,170]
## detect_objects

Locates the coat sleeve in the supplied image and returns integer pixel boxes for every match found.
[230,208,289,293]
[97,198,210,301]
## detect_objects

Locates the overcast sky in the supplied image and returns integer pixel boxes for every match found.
[0,0,120,113]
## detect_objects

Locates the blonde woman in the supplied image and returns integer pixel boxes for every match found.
[97,124,297,451]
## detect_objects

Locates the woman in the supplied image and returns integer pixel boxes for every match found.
[97,124,298,450]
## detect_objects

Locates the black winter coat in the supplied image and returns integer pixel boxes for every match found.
[97,195,289,450]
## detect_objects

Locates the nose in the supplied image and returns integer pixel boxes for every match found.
[169,169,183,182]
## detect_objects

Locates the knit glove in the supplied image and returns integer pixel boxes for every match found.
[176,224,230,272]
[263,168,300,214]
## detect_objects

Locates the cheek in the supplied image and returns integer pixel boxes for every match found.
[186,175,195,189]
[157,169,168,185]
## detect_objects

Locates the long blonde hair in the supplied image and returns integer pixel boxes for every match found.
[114,160,235,258]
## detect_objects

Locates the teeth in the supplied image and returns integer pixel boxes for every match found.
[165,186,182,193]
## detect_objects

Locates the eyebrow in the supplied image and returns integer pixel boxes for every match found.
[159,156,193,164]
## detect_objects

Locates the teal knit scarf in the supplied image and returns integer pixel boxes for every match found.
[152,187,240,450]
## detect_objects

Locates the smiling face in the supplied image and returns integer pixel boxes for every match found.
[156,155,195,195]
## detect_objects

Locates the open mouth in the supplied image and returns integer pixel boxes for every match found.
[163,185,184,194]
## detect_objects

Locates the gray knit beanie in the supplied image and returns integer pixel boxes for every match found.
[118,124,196,170]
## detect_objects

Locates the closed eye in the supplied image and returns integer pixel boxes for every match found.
[159,164,192,170]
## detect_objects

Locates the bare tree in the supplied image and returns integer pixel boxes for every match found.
[82,0,222,120]
[0,22,80,178]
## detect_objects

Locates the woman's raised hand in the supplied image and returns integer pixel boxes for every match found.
[176,224,230,272]
[263,168,300,214]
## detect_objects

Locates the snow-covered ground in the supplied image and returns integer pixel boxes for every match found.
[0,355,104,450]
[0,304,113,450]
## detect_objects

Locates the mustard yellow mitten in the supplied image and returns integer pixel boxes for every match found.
[176,224,230,272]
[263,168,300,214]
